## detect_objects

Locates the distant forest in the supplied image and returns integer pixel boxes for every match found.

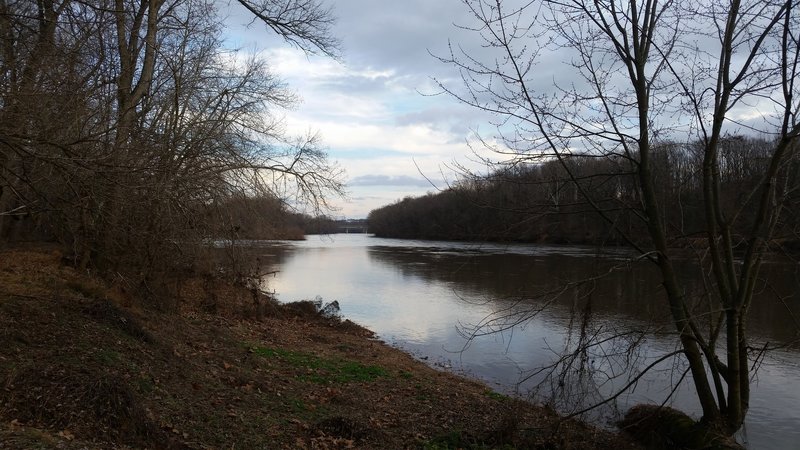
[368,137,800,247]
[209,195,339,241]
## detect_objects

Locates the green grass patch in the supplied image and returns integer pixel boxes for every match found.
[422,429,505,450]
[484,390,510,401]
[249,345,388,384]
[96,349,121,365]
[288,397,307,413]
[135,376,155,394]
[422,431,518,450]
[65,279,106,299]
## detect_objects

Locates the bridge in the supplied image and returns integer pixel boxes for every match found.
[335,219,368,234]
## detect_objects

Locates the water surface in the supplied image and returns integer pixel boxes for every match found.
[253,234,800,449]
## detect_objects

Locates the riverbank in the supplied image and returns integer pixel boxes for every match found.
[0,247,640,449]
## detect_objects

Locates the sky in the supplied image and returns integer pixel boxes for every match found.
[213,1,787,220]
[219,0,497,219]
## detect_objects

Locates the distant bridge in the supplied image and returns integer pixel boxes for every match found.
[335,219,368,234]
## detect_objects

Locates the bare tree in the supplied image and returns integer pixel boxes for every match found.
[0,0,344,293]
[437,0,800,439]
[235,0,340,58]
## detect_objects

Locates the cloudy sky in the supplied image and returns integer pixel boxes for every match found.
[213,1,785,219]
[218,0,497,218]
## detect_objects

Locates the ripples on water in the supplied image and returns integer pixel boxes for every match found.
[251,234,800,450]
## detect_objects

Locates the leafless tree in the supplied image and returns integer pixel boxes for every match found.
[0,0,344,293]
[437,0,800,438]
[235,0,340,58]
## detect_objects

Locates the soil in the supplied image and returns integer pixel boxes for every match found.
[0,246,642,449]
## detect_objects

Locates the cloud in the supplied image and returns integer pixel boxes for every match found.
[394,105,489,138]
[217,0,791,221]
[341,184,438,219]
[331,0,476,74]
[218,0,514,217]
[348,175,432,187]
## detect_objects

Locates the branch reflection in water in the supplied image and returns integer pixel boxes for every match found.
[254,234,800,449]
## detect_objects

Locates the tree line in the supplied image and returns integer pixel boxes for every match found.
[209,194,338,241]
[0,0,343,294]
[429,0,800,438]
[369,137,799,248]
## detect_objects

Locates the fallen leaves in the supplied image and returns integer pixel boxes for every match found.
[0,248,641,450]
[57,429,75,440]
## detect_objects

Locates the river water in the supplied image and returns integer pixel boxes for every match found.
[251,233,800,449]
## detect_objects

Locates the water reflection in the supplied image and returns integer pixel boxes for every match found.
[366,243,800,346]
[253,234,800,449]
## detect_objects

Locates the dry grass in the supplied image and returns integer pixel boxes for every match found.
[0,247,642,449]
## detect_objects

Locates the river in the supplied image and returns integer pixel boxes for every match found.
[249,233,800,449]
